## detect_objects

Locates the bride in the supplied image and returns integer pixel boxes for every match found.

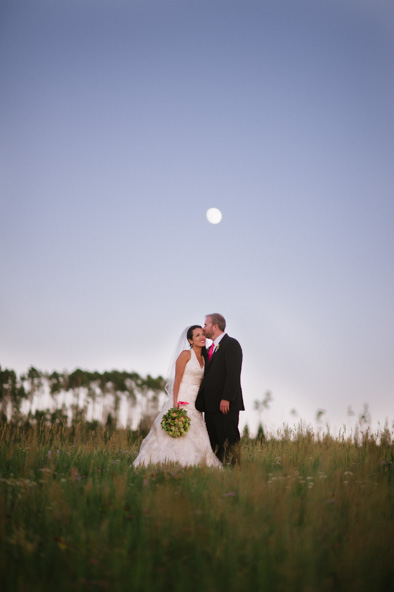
[133,325,222,468]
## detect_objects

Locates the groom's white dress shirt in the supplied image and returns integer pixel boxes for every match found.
[212,332,226,354]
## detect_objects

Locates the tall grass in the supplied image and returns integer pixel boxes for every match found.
[1,422,393,591]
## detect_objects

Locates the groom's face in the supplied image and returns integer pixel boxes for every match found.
[203,317,215,339]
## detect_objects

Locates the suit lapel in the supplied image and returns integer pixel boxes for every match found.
[208,334,228,365]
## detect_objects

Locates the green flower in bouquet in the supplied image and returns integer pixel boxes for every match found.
[161,402,191,438]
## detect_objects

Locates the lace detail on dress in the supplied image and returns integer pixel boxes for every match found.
[133,350,222,468]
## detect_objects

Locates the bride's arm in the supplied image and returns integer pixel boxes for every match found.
[173,351,191,407]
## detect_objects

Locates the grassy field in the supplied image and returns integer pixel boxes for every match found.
[1,422,393,592]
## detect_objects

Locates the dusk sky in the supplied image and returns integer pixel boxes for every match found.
[1,0,393,434]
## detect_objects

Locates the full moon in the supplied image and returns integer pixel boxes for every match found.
[206,208,223,224]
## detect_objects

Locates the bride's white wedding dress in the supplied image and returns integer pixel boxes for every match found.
[133,350,222,468]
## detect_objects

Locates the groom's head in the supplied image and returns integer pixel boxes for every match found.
[203,313,226,340]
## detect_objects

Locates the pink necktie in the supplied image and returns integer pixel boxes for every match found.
[208,342,215,361]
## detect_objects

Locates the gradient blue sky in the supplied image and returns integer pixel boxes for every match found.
[1,0,393,434]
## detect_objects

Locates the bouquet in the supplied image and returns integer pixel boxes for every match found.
[161,401,191,438]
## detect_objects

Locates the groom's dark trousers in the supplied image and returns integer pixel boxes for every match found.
[204,409,240,463]
[195,334,244,465]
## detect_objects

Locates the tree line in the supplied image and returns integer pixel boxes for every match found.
[0,366,167,435]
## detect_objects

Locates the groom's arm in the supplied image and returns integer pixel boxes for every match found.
[220,339,242,412]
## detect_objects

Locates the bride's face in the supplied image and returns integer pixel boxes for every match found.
[189,328,206,348]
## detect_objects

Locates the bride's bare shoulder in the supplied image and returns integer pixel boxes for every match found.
[175,349,192,371]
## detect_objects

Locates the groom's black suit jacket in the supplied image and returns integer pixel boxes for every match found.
[195,334,244,413]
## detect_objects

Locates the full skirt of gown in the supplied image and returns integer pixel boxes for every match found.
[133,350,222,468]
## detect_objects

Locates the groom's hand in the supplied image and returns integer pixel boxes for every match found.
[220,399,230,414]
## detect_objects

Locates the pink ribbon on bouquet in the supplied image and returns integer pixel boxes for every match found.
[177,401,189,409]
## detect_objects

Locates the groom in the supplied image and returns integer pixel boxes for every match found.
[195,313,244,465]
